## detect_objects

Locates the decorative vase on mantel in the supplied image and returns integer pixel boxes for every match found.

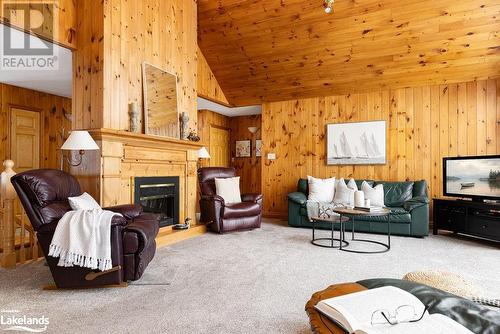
[180,112,189,140]
[129,102,140,133]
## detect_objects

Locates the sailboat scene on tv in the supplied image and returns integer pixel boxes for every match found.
[446,159,500,196]
[327,121,386,165]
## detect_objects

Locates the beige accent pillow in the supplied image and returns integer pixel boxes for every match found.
[68,192,101,210]
[333,178,356,206]
[307,176,335,202]
[215,177,242,204]
[361,181,384,207]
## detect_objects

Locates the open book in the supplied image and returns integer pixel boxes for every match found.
[353,206,386,212]
[314,286,473,334]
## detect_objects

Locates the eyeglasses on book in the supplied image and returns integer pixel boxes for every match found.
[371,305,429,326]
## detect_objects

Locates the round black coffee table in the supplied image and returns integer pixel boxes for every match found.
[310,216,350,248]
[333,207,392,254]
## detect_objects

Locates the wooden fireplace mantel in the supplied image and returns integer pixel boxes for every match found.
[74,128,207,248]
[88,128,204,150]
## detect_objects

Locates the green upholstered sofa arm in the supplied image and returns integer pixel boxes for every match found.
[408,198,429,236]
[403,195,429,212]
[288,192,307,205]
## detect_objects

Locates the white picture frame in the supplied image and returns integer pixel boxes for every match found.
[326,120,386,165]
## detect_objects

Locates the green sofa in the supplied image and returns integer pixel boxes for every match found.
[287,179,429,237]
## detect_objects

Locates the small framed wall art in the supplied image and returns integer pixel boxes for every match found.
[235,140,251,158]
[255,139,262,157]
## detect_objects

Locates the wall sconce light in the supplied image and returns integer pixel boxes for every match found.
[248,127,259,134]
[61,131,100,167]
[197,147,211,169]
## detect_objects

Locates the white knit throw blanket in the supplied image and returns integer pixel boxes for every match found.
[48,209,121,271]
[306,200,344,221]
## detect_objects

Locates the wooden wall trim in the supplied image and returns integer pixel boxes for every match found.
[261,79,500,217]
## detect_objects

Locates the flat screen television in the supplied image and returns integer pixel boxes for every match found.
[443,155,500,201]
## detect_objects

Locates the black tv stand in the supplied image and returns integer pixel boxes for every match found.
[433,198,500,242]
[455,197,498,204]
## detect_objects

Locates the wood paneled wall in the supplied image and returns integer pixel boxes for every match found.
[73,0,198,131]
[197,110,262,193]
[230,115,262,194]
[0,0,77,49]
[72,0,104,130]
[0,83,72,169]
[197,48,231,106]
[261,79,500,217]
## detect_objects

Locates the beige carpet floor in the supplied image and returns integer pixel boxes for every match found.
[0,220,499,334]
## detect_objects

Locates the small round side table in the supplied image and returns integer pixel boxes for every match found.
[333,207,392,254]
[310,215,350,249]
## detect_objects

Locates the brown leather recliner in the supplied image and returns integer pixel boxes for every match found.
[11,169,159,288]
[198,167,262,234]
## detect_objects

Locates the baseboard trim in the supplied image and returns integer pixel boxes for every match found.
[263,212,287,219]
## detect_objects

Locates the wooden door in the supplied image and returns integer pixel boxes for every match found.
[209,126,230,167]
[10,108,40,172]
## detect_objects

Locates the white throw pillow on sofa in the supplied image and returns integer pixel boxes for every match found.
[215,177,242,204]
[361,181,385,207]
[307,176,335,202]
[68,192,101,210]
[347,178,358,191]
[333,178,357,206]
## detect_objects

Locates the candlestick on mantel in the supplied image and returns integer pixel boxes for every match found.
[129,102,140,133]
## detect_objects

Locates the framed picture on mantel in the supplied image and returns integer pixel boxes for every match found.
[235,140,251,158]
[326,120,386,165]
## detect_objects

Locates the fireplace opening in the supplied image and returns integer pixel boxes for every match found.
[134,176,179,228]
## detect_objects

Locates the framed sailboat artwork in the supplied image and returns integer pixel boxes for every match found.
[326,120,386,165]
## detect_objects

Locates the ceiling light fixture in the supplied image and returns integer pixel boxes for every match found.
[324,0,334,14]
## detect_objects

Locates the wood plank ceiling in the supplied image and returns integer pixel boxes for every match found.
[198,0,500,106]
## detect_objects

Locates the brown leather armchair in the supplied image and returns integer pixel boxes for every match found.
[198,167,262,234]
[11,169,159,289]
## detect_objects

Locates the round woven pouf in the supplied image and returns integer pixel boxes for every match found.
[403,270,483,298]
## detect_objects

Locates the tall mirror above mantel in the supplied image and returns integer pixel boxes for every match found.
[142,62,180,138]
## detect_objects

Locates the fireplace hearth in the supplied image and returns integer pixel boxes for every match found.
[134,176,179,228]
